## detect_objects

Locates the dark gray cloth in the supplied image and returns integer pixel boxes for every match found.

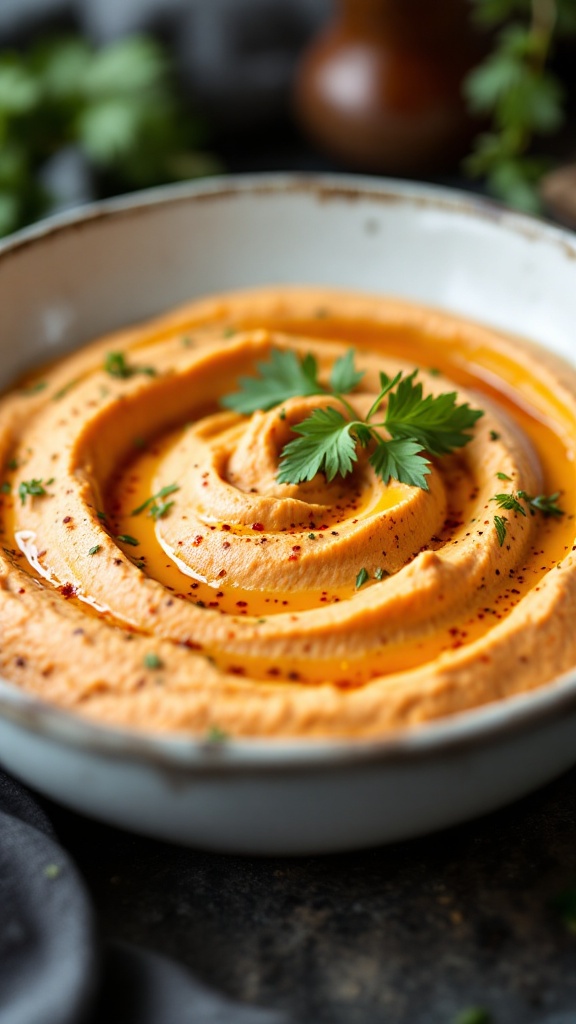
[0,769,290,1024]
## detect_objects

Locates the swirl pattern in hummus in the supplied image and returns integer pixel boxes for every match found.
[1,287,575,738]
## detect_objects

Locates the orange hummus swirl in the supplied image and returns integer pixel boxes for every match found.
[1,287,576,739]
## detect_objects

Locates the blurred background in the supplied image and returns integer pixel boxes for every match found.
[1,0,576,239]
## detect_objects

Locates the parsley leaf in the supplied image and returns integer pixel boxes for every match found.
[384,373,484,454]
[369,437,431,489]
[329,349,365,393]
[222,352,484,491]
[277,407,358,484]
[221,349,322,414]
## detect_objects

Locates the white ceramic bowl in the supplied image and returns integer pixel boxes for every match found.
[1,174,576,855]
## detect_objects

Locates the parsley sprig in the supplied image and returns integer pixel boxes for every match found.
[222,350,483,490]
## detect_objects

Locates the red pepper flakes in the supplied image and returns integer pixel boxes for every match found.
[222,524,231,531]
[63,516,72,524]
[236,601,248,608]
[182,639,203,651]
[59,583,77,599]
[292,545,301,552]
[218,569,227,577]
[193,535,203,546]
[252,522,265,531]
[222,541,231,549]
[288,555,298,561]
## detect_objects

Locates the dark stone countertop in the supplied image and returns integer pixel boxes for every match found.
[41,761,576,1024]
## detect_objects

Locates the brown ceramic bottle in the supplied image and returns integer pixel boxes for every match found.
[294,0,483,175]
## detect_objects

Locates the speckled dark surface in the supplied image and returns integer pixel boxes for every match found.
[42,762,576,1024]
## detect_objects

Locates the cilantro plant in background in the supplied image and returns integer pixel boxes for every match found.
[464,0,576,212]
[0,34,220,237]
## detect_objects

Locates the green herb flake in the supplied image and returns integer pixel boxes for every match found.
[116,534,139,546]
[53,378,81,400]
[356,567,370,589]
[223,327,237,338]
[21,380,47,395]
[518,490,564,518]
[494,515,508,546]
[6,458,18,470]
[44,863,61,879]
[104,351,156,380]
[181,336,194,348]
[131,483,179,516]
[489,430,500,441]
[88,544,101,555]
[496,471,512,481]
[144,652,163,670]
[308,533,316,540]
[428,367,442,377]
[492,492,527,517]
[96,510,108,522]
[205,724,228,743]
[1,482,11,494]
[18,478,47,504]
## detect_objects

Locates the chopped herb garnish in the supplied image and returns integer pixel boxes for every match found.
[492,492,527,517]
[489,430,500,441]
[517,490,564,518]
[131,483,179,516]
[116,534,139,546]
[144,652,163,670]
[494,515,508,546]
[496,471,512,481]
[205,724,228,743]
[104,351,156,379]
[148,500,174,520]
[492,489,564,522]
[96,510,108,522]
[53,378,80,400]
[6,458,18,470]
[135,559,146,570]
[18,478,47,504]
[1,482,11,494]
[88,544,101,555]
[428,367,442,376]
[21,380,47,395]
[181,336,194,347]
[222,350,483,490]
[308,533,316,540]
[223,327,237,338]
[356,567,370,589]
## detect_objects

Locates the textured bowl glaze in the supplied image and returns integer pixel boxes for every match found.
[1,174,576,854]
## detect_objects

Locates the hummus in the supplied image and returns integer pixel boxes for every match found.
[1,286,576,738]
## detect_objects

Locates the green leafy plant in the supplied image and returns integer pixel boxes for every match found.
[0,33,219,237]
[464,0,576,212]
[222,349,483,490]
